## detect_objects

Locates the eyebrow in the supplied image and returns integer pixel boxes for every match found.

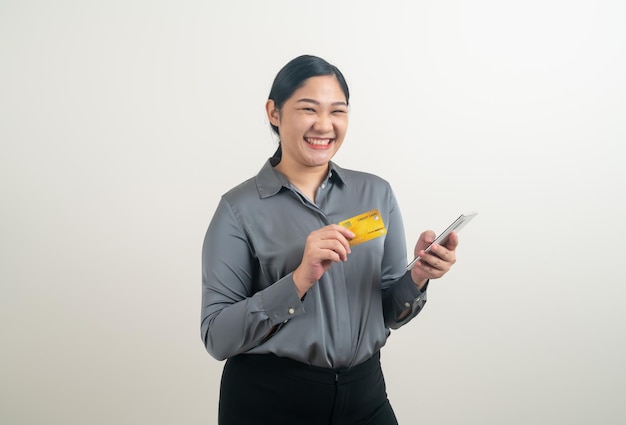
[296,98,348,107]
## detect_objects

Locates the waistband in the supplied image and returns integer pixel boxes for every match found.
[228,351,382,385]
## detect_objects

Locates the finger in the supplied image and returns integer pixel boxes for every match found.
[309,226,352,244]
[420,230,436,245]
[443,231,459,250]
[315,239,351,262]
[428,244,453,263]
[330,224,356,240]
[419,254,445,271]
[320,226,353,254]
[420,250,453,271]
[416,259,446,279]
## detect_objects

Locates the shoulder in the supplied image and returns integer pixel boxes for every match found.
[218,177,272,226]
[222,176,258,202]
[221,159,281,205]
[334,163,393,190]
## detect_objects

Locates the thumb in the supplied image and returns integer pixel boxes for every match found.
[421,230,436,245]
[416,230,436,253]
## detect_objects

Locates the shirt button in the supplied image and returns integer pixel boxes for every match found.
[405,302,411,308]
[284,320,289,324]
[416,297,421,302]
[288,308,295,315]
[321,184,326,189]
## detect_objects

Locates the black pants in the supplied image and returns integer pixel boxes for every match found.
[218,352,399,425]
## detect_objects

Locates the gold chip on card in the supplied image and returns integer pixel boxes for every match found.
[338,209,387,246]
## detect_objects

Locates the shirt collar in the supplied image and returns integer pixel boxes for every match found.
[256,158,347,199]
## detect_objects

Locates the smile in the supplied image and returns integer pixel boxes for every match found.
[304,137,333,146]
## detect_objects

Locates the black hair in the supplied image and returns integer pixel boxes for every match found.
[268,55,349,157]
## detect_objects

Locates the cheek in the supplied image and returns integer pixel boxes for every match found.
[295,118,318,135]
[334,119,348,135]
[281,122,308,142]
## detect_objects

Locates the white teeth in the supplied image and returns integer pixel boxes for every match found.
[305,138,332,145]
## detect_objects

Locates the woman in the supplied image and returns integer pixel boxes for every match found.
[201,55,459,425]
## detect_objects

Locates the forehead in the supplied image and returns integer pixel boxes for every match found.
[288,75,347,103]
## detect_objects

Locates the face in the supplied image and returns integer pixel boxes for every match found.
[267,75,349,173]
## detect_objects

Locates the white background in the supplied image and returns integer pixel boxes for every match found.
[1,1,625,424]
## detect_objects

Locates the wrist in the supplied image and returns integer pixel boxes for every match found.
[413,277,428,291]
[292,268,310,299]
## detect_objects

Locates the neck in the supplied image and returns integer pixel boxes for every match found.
[275,159,329,202]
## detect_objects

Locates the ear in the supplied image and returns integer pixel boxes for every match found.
[266,100,280,127]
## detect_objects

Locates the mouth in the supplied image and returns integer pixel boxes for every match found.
[304,137,334,148]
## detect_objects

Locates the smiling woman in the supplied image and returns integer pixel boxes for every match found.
[200,54,461,425]
[267,74,349,201]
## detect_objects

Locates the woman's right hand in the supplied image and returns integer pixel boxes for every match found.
[292,224,354,298]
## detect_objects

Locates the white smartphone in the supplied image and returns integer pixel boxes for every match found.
[406,212,478,271]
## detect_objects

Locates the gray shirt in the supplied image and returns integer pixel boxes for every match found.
[201,158,427,369]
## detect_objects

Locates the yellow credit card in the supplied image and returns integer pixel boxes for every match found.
[338,209,387,246]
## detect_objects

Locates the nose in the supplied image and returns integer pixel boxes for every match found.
[313,113,333,133]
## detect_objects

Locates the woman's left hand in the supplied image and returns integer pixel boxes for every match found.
[410,230,458,289]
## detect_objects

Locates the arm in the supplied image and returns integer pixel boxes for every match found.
[380,190,428,328]
[380,190,459,328]
[200,198,303,360]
